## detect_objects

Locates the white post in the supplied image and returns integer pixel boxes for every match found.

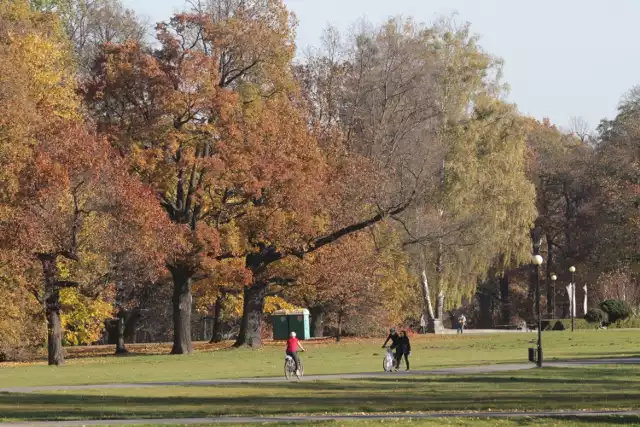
[583,285,588,315]
[572,283,577,320]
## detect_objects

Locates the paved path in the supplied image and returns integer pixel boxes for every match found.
[2,357,639,394]
[2,410,640,426]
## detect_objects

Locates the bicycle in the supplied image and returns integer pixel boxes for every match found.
[284,354,304,380]
[382,347,395,372]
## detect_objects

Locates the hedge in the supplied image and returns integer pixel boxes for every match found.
[540,316,640,330]
[585,308,608,324]
[600,299,632,324]
[544,319,596,331]
[607,317,640,329]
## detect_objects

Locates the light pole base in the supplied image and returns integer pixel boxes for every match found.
[536,347,543,367]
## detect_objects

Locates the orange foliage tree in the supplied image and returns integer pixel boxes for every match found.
[2,121,172,365]
[85,3,421,351]
[0,1,172,365]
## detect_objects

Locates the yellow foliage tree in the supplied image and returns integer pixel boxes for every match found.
[60,287,113,346]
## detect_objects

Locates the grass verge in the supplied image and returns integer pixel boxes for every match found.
[1,366,639,422]
[111,418,640,427]
[0,330,638,388]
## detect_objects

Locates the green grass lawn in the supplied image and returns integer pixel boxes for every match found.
[0,330,638,388]
[108,419,640,427]
[1,365,639,422]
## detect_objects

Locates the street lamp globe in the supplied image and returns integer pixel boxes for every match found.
[533,255,543,266]
[551,274,557,281]
[569,266,576,273]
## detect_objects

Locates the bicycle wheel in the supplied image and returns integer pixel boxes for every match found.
[284,358,294,380]
[383,356,391,372]
[296,358,304,378]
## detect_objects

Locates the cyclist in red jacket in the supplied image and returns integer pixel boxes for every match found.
[286,331,306,375]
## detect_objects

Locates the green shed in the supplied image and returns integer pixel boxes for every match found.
[271,309,310,340]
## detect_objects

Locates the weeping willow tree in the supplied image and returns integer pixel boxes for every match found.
[416,96,536,329]
[444,96,536,296]
[407,18,535,330]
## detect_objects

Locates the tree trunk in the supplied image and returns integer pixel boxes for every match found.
[209,293,224,343]
[529,227,543,301]
[45,290,64,366]
[336,312,343,342]
[478,287,493,328]
[421,270,443,333]
[420,270,436,321]
[310,305,325,338]
[546,236,555,318]
[124,309,140,344]
[169,265,193,355]
[234,282,267,348]
[500,272,510,324]
[436,292,445,320]
[39,254,64,366]
[115,310,128,354]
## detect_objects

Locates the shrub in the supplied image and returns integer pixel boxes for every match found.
[585,308,608,324]
[542,319,596,331]
[607,317,640,329]
[600,299,632,324]
[554,319,597,330]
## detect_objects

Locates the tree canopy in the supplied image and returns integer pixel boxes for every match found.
[0,0,638,360]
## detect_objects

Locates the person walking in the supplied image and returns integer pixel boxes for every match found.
[395,330,411,371]
[382,328,399,349]
[457,314,467,334]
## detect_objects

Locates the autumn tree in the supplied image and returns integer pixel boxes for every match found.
[0,0,77,360]
[86,1,438,351]
[0,1,170,365]
[285,226,414,339]
[524,117,597,318]
[31,0,147,74]
[2,121,172,365]
[588,87,640,282]
[300,17,537,331]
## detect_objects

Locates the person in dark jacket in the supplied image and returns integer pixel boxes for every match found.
[382,328,399,349]
[395,330,411,371]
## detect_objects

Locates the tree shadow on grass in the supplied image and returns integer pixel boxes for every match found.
[357,375,635,387]
[0,381,638,422]
[504,416,640,426]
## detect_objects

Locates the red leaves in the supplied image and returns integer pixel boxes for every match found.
[2,118,174,284]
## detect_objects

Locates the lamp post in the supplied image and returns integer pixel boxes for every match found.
[569,266,576,332]
[551,274,557,318]
[533,254,544,368]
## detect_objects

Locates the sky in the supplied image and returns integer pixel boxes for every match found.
[123,0,640,130]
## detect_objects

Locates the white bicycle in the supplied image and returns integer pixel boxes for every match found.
[382,347,395,372]
[284,354,304,380]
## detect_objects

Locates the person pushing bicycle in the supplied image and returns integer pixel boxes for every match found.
[382,328,399,349]
[286,331,305,376]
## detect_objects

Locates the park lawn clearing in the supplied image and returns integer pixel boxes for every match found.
[0,330,639,388]
[1,365,639,422]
